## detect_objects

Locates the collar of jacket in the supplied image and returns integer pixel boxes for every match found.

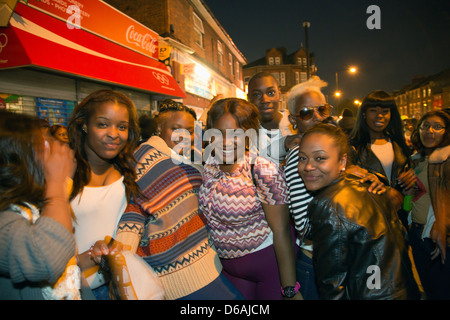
[429,145,450,164]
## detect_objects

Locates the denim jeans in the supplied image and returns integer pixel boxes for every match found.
[295,248,319,300]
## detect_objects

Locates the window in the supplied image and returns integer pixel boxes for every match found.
[268,57,274,65]
[280,72,285,86]
[297,57,302,65]
[300,72,307,82]
[193,12,204,47]
[295,72,300,84]
[229,53,234,75]
[275,57,281,65]
[236,61,240,80]
[217,41,223,66]
[302,58,307,66]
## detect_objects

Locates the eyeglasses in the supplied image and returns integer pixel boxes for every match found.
[295,104,333,121]
[419,123,446,132]
[159,100,197,119]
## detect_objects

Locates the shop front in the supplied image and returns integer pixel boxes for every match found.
[0,0,185,125]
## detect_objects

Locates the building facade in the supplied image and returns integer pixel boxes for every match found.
[243,46,317,111]
[105,0,247,118]
[0,0,185,125]
[394,68,450,119]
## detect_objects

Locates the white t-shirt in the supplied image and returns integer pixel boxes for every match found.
[71,176,127,288]
[370,141,394,184]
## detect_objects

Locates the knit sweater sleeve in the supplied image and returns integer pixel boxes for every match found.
[0,210,76,285]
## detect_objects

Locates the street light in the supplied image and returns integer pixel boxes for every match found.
[335,66,358,97]
[302,21,311,80]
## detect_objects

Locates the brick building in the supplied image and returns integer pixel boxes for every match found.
[105,0,247,117]
[394,68,450,119]
[243,46,317,111]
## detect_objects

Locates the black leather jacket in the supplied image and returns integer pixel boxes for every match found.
[350,141,411,190]
[307,172,420,300]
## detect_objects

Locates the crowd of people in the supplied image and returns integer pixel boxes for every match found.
[1,73,449,300]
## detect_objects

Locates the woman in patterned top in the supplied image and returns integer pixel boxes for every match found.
[115,100,243,300]
[199,98,300,300]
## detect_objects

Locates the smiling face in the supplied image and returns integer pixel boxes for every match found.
[247,75,281,123]
[212,112,246,165]
[419,115,446,149]
[364,106,391,138]
[83,102,129,163]
[298,132,347,191]
[158,110,195,151]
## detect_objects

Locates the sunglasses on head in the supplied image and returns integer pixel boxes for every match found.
[295,104,333,121]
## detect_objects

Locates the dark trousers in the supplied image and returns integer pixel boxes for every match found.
[409,223,450,300]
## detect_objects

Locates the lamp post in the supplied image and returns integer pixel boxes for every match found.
[303,21,311,80]
[334,66,357,98]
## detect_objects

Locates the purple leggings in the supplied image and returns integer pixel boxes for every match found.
[220,245,282,300]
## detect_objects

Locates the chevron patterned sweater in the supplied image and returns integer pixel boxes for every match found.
[116,137,222,300]
[199,155,288,259]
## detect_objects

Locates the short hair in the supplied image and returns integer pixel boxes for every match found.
[157,99,197,120]
[287,76,328,114]
[247,71,279,91]
[206,98,260,132]
[0,110,46,211]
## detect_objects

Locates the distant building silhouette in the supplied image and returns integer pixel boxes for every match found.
[243,45,317,111]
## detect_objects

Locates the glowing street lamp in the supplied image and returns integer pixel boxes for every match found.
[335,66,358,98]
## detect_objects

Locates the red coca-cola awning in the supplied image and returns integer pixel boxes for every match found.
[0,3,185,98]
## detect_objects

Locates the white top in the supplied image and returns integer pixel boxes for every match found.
[370,140,394,184]
[259,112,296,165]
[72,176,127,253]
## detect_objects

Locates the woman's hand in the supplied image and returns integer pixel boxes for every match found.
[397,168,417,192]
[88,236,127,264]
[43,138,77,188]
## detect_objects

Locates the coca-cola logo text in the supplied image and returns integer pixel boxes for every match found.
[126,25,157,55]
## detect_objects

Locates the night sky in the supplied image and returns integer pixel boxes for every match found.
[203,0,450,103]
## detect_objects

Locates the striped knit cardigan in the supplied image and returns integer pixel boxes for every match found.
[115,136,222,300]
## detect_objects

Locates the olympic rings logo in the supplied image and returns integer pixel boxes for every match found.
[152,71,170,86]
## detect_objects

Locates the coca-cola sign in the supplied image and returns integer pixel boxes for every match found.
[26,0,160,60]
[126,25,158,55]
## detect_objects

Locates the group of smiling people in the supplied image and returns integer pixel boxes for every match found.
[1,71,449,300]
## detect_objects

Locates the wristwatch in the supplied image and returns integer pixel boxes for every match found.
[281,282,301,298]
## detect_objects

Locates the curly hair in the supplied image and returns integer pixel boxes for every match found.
[67,90,142,202]
[0,110,46,211]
